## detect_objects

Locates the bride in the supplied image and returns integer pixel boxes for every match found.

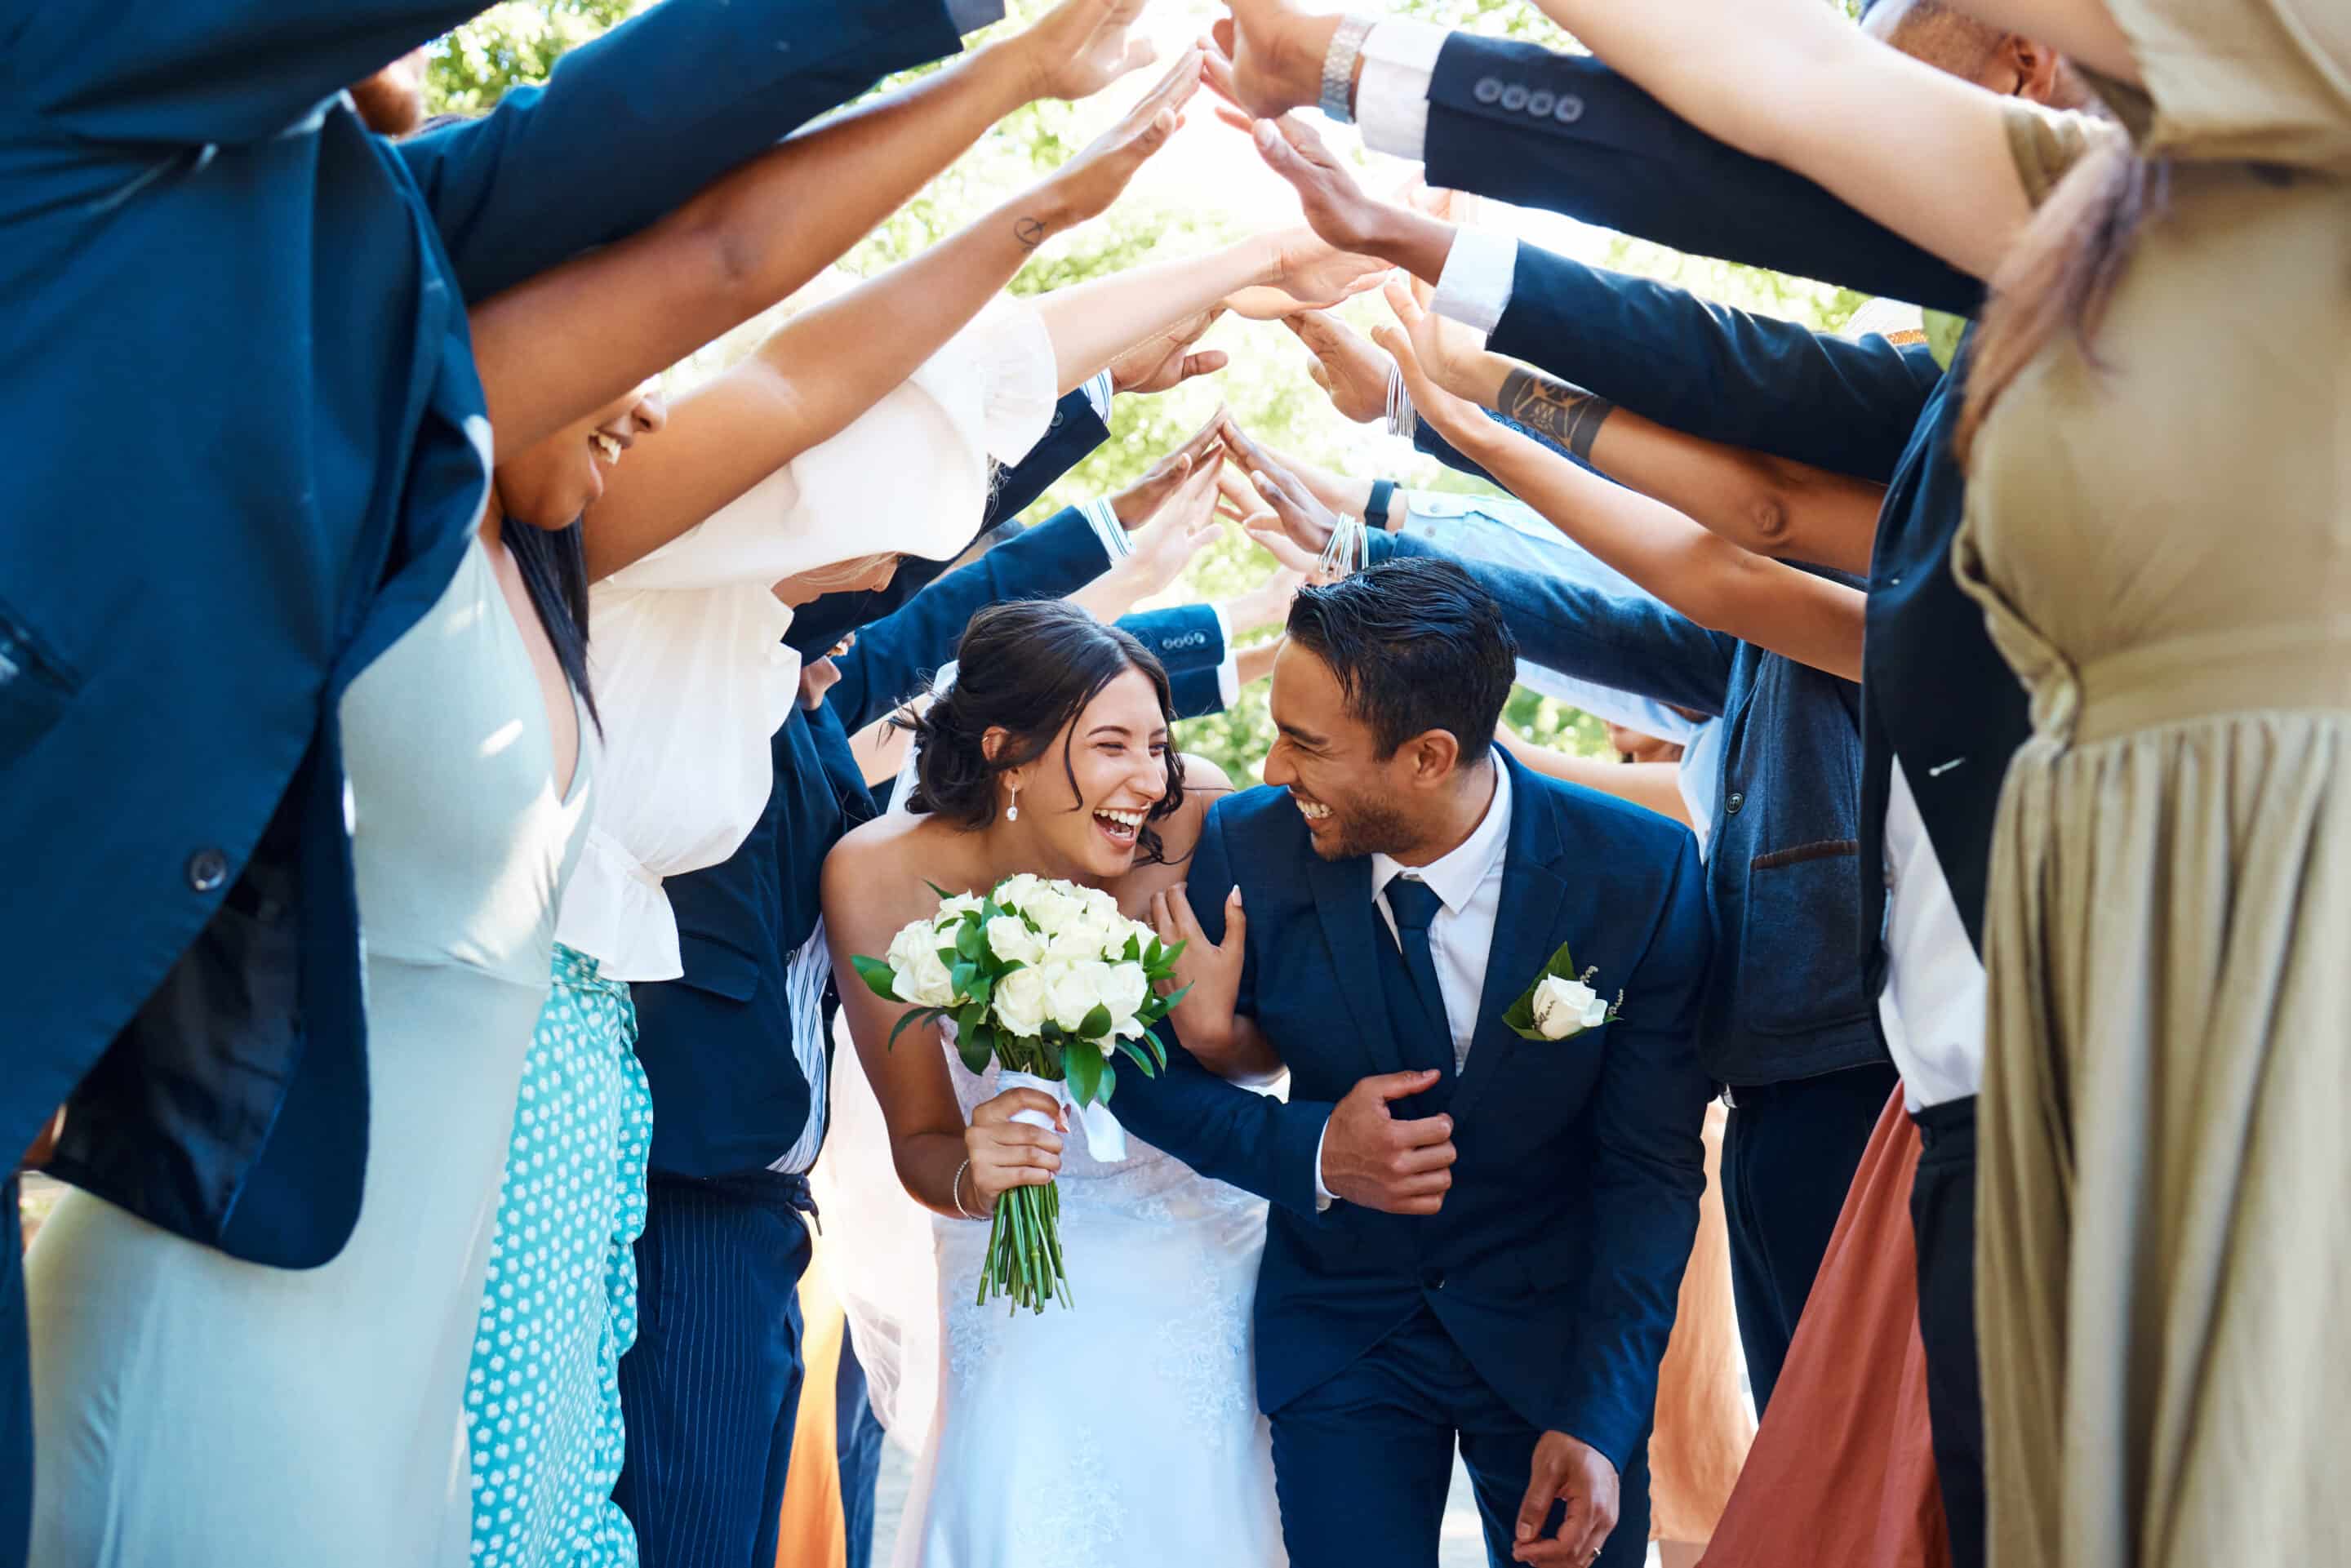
[820,597,1285,1568]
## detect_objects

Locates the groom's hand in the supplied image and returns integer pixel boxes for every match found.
[1321,1070,1455,1215]
[1513,1432,1620,1566]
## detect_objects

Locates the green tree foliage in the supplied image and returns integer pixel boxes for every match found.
[415,0,1864,784]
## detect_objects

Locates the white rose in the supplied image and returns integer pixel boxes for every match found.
[1531,975,1607,1040]
[1021,886,1081,935]
[984,915,1046,966]
[1099,961,1150,1037]
[1044,920,1110,963]
[934,893,985,926]
[993,965,1051,1037]
[1044,959,1112,1034]
[992,873,1042,909]
[887,923,958,1009]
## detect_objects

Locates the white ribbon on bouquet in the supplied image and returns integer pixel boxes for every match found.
[996,1068,1128,1164]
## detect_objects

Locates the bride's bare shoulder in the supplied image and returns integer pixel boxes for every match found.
[824,814,948,919]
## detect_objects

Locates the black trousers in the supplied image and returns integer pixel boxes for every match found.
[614,1170,815,1568]
[1721,1061,1900,1412]
[1910,1096,1984,1568]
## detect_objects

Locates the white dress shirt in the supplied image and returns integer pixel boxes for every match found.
[1316,761,1513,1202]
[1876,760,1988,1111]
[553,300,1059,982]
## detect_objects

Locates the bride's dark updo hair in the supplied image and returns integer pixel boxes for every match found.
[909,600,1189,864]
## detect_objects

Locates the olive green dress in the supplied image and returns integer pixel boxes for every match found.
[1953,5,2350,1566]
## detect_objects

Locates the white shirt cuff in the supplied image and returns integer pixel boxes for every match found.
[1313,1116,1337,1210]
[1079,495,1130,562]
[1355,20,1448,162]
[1430,228,1519,336]
[1080,369,1113,424]
[1210,604,1239,708]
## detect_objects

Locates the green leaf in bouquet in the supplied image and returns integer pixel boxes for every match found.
[1144,935,1163,968]
[1115,1038,1159,1077]
[956,999,987,1039]
[887,1006,939,1051]
[1078,1002,1113,1041]
[1097,1059,1117,1104]
[923,880,954,901]
[955,922,987,963]
[957,1024,992,1077]
[949,960,979,1001]
[849,954,900,1002]
[1158,982,1193,1014]
[1157,938,1187,970]
[1122,932,1143,963]
[1064,1042,1103,1107]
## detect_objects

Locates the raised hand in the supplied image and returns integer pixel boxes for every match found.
[1042,49,1204,230]
[1114,451,1229,601]
[1244,113,1393,255]
[1283,309,1391,424]
[1321,1071,1456,1215]
[1371,277,1497,435]
[1204,1,1340,121]
[1214,415,1342,555]
[1224,224,1388,319]
[1016,0,1160,103]
[1512,1432,1621,1567]
[966,1086,1068,1210]
[1109,413,1228,526]
[1107,307,1230,396]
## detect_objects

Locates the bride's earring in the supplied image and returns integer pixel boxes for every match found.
[1005,782,1020,823]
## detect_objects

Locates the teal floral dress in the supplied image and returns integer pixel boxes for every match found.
[467,944,654,1567]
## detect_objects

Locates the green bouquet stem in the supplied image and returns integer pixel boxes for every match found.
[979,1180,1071,1313]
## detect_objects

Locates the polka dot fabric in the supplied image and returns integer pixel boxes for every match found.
[467,944,652,1568]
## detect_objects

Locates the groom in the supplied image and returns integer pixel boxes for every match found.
[1116,557,1713,1568]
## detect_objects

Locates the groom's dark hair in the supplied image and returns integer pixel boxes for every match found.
[1286,557,1518,767]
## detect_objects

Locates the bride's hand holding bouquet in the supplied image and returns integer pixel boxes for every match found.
[853,875,1191,1312]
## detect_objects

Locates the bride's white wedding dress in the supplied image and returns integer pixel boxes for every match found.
[814,667,1285,1568]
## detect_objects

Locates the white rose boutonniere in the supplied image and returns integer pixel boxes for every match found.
[1504,942,1623,1043]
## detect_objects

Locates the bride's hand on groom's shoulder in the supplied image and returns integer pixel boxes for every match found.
[1149,882,1258,1073]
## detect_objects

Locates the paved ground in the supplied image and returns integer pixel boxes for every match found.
[869,1438,1663,1567]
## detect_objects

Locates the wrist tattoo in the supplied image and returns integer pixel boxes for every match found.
[1013,215,1047,251]
[1497,366,1616,464]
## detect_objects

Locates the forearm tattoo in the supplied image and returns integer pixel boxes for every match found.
[1013,216,1047,251]
[1496,366,1617,464]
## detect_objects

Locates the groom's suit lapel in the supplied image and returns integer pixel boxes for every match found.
[1451,756,1571,1130]
[1305,850,1407,1077]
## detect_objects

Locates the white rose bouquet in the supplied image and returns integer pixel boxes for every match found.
[850,875,1187,1313]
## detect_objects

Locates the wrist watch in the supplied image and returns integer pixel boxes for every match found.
[1319,16,1375,124]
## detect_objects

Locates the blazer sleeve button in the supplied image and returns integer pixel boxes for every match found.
[1473,76,1505,104]
[1527,90,1556,117]
[1553,94,1586,123]
[186,847,229,893]
[1500,83,1531,112]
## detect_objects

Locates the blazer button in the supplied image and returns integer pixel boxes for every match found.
[1500,83,1531,112]
[1725,793,1745,815]
[1473,76,1504,104]
[185,847,229,893]
[1553,93,1586,123]
[1527,89,1556,117]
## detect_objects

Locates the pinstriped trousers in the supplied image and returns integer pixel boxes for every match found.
[613,1171,814,1568]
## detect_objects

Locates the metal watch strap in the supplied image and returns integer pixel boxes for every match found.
[1319,16,1375,124]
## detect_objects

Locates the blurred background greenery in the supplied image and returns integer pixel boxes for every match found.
[427,0,1872,780]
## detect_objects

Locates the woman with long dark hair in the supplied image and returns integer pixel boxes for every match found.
[820,598,1291,1567]
[1224,0,2347,1561]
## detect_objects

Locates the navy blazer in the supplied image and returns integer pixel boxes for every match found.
[2,0,974,1266]
[1113,757,1713,1469]
[636,506,1231,1177]
[1423,34,1981,314]
[787,387,1112,659]
[1483,251,2027,966]
[1366,533,1882,1086]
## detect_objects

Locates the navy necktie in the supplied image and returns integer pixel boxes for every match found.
[1381,877,1453,1079]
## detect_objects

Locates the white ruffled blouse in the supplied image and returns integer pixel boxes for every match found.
[555,300,1060,981]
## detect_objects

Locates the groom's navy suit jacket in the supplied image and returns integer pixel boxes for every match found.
[1114,755,1714,1471]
